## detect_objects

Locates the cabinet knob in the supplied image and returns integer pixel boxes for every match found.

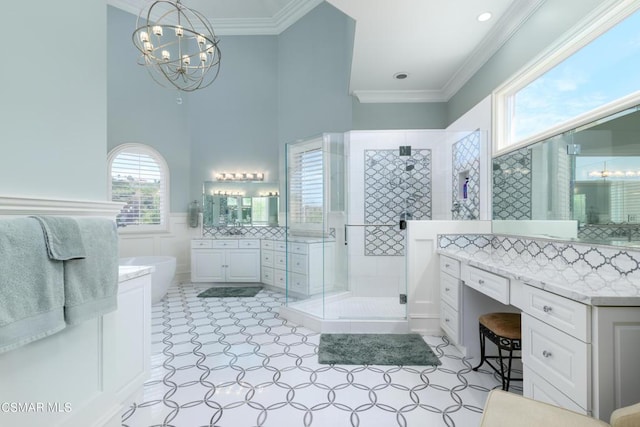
[445,318,450,323]
[542,350,552,358]
[478,279,485,285]
[445,263,450,268]
[543,305,553,313]
[445,287,450,292]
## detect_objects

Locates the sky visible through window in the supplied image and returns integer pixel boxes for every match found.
[512,8,640,142]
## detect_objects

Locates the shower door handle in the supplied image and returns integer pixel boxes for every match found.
[344,225,348,245]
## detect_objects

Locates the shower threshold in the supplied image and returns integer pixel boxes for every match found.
[278,292,409,333]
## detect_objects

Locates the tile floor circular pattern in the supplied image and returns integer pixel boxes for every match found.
[122,283,514,427]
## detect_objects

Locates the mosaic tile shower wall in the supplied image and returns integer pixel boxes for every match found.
[364,149,431,256]
[452,131,481,220]
[492,147,532,220]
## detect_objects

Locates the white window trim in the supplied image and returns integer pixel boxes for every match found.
[287,136,330,236]
[108,143,171,234]
[492,0,640,156]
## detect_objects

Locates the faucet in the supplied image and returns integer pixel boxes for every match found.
[224,222,245,235]
[452,201,477,220]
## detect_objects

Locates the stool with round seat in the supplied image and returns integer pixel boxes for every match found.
[472,312,522,391]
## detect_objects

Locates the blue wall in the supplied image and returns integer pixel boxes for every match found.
[277,2,354,146]
[188,35,279,204]
[1,0,107,201]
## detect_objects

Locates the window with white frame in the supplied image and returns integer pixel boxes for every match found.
[287,138,325,234]
[108,144,170,231]
[494,4,640,154]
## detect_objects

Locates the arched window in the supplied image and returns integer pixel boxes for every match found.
[108,143,170,232]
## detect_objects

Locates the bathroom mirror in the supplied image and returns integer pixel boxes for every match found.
[202,181,279,227]
[492,105,640,247]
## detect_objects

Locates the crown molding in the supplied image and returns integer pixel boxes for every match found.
[0,196,124,218]
[440,0,546,101]
[107,0,323,35]
[353,90,447,104]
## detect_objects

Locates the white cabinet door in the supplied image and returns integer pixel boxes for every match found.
[191,249,226,282]
[226,249,260,282]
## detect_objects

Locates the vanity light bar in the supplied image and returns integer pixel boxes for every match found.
[211,190,245,196]
[215,172,264,181]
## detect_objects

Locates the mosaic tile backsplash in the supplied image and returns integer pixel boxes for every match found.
[452,131,480,220]
[492,148,532,220]
[202,226,286,239]
[438,233,640,277]
[364,149,432,256]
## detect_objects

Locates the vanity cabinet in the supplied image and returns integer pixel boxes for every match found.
[439,255,462,345]
[261,239,335,296]
[191,239,260,283]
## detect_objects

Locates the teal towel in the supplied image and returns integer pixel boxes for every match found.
[0,218,66,354]
[63,218,119,325]
[31,216,86,260]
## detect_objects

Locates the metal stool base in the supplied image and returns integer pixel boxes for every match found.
[472,322,522,391]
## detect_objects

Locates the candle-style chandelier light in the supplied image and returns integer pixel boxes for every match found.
[132,0,221,92]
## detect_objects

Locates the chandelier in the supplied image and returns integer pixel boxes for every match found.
[132,0,221,92]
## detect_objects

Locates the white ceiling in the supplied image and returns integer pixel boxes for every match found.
[109,0,544,103]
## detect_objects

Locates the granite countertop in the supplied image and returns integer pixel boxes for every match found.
[118,265,153,283]
[437,247,640,306]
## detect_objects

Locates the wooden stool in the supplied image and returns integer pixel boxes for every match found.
[472,312,522,391]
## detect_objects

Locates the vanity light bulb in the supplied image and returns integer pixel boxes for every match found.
[162,50,170,61]
[197,35,206,45]
[182,55,190,65]
[152,26,163,36]
[139,31,149,43]
[144,41,153,52]
[175,26,184,37]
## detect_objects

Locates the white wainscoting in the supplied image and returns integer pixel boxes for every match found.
[118,213,202,284]
[406,220,492,334]
[0,195,146,427]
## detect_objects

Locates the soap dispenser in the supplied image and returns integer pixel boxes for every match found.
[462,177,469,199]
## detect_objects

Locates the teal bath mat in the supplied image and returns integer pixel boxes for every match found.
[197,286,262,298]
[318,333,441,366]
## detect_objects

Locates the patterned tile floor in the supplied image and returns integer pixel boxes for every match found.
[122,283,511,427]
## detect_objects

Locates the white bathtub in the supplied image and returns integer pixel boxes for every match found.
[119,256,176,304]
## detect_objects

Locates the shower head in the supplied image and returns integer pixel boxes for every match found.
[405,164,415,171]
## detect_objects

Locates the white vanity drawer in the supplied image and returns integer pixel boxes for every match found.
[261,239,274,250]
[522,313,589,409]
[261,251,274,267]
[524,366,588,415]
[290,253,307,274]
[440,272,460,310]
[191,239,212,249]
[289,273,309,294]
[273,269,286,288]
[274,252,287,270]
[274,241,287,251]
[261,267,274,286]
[289,242,308,255]
[465,265,510,305]
[211,239,239,248]
[522,284,590,342]
[239,239,260,249]
[440,256,460,279]
[440,301,460,343]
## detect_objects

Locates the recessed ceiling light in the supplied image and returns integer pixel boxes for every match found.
[477,12,492,22]
[394,72,409,80]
